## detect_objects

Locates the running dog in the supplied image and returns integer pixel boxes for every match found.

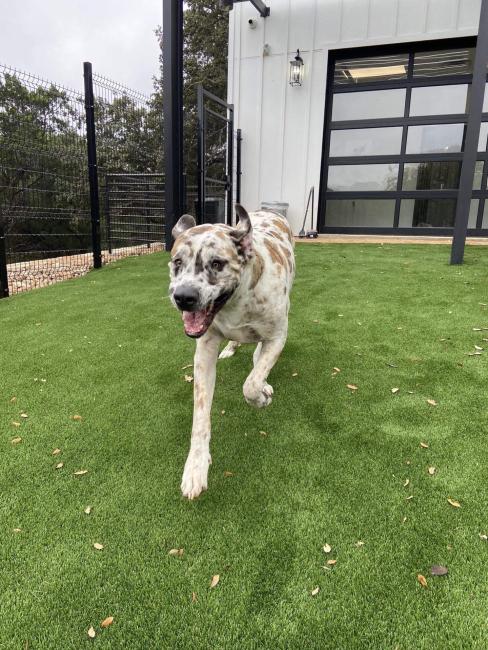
[169,204,295,499]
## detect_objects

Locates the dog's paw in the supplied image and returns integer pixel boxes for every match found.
[181,451,211,500]
[218,341,240,360]
[243,381,274,408]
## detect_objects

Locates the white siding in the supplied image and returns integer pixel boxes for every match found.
[228,0,481,233]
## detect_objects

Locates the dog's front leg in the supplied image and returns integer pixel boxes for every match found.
[181,330,222,499]
[243,335,286,408]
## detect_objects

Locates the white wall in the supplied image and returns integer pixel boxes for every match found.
[227,0,481,233]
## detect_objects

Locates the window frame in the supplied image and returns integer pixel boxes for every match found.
[318,37,488,235]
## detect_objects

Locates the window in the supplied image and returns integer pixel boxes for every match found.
[321,38,488,233]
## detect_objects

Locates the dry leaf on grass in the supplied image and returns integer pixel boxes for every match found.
[403,479,410,487]
[55,462,64,469]
[475,345,483,351]
[192,592,198,602]
[292,372,298,377]
[431,565,448,576]
[311,587,320,596]
[11,437,22,444]
[87,626,96,639]
[168,548,184,557]
[20,413,28,419]
[72,415,83,421]
[93,542,104,550]
[100,616,114,628]
[184,375,193,383]
[210,574,220,588]
[323,544,332,554]
[406,495,414,501]
[391,388,400,394]
[221,410,225,415]
[52,448,61,456]
[327,559,337,566]
[333,367,341,373]
[13,528,22,533]
[402,516,407,524]
[355,540,365,547]
[259,430,268,437]
[420,442,429,449]
[223,471,234,477]
[479,533,488,541]
[447,498,461,508]
[417,574,428,588]
[84,506,92,515]
[10,396,17,403]
[74,470,88,476]
[181,364,192,370]
[11,422,21,428]
[427,399,438,406]
[428,466,436,476]
[346,384,358,391]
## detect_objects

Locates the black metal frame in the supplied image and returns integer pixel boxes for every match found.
[317,36,488,237]
[197,84,234,225]
[222,0,270,18]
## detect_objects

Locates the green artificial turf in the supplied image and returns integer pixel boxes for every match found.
[1,243,488,649]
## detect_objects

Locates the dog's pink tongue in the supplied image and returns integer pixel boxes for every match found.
[182,310,208,336]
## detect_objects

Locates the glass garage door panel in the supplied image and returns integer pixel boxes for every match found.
[399,199,456,227]
[402,162,461,190]
[326,200,395,227]
[327,164,399,191]
[409,85,469,116]
[334,53,408,85]
[406,124,465,154]
[330,127,403,157]
[332,89,406,121]
[413,48,475,77]
[480,123,488,152]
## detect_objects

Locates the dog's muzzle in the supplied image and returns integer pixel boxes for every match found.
[174,288,235,338]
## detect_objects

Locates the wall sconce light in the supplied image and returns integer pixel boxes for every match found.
[289,49,304,86]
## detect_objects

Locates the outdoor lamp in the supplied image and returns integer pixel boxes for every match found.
[289,49,304,86]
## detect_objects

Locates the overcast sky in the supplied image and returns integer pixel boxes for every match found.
[1,0,162,95]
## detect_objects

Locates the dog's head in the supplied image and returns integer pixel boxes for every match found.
[168,204,253,338]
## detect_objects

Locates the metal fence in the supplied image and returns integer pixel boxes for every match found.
[0,63,165,297]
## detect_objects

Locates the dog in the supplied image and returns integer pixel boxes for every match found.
[169,204,295,499]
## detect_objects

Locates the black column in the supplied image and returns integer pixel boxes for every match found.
[163,0,184,250]
[451,1,488,264]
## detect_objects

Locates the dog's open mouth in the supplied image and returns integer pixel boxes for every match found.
[181,291,233,338]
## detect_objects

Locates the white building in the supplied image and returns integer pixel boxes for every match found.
[227,0,487,236]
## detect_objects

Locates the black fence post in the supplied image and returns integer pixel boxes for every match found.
[236,128,242,205]
[226,105,234,225]
[104,174,112,254]
[450,1,488,264]
[197,84,205,224]
[0,225,9,298]
[83,62,102,269]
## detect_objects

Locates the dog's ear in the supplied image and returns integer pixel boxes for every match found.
[231,204,253,258]
[172,214,196,239]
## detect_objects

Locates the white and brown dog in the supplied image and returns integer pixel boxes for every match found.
[169,204,295,499]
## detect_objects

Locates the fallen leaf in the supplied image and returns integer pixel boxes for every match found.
[479,533,488,541]
[181,364,192,370]
[20,413,28,419]
[391,387,400,394]
[84,506,92,515]
[192,592,198,602]
[223,471,234,477]
[52,448,61,456]
[168,548,184,557]
[473,327,482,331]
[447,498,461,508]
[417,574,428,588]
[10,396,17,403]
[74,470,88,476]
[406,495,414,501]
[333,367,341,373]
[346,384,358,391]
[427,399,438,406]
[100,616,114,628]
[72,415,83,421]
[221,410,225,415]
[55,462,64,469]
[210,574,220,588]
[93,542,104,550]
[327,559,337,566]
[402,516,407,524]
[355,540,365,547]
[311,587,320,596]
[475,345,483,351]
[184,375,193,383]
[431,565,448,576]
[259,430,268,437]
[428,466,436,476]
[11,437,22,444]
[11,421,21,428]
[323,544,332,554]
[87,627,96,639]
[403,479,410,487]
[420,442,429,449]
[13,528,22,533]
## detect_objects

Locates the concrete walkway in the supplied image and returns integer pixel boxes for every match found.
[295,234,488,245]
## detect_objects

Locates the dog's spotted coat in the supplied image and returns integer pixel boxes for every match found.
[169,205,295,499]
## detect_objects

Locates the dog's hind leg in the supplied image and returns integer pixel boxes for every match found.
[181,330,222,500]
[218,340,241,360]
[243,335,286,408]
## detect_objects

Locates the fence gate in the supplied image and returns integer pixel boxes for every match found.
[197,85,237,225]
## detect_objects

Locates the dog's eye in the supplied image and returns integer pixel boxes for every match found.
[211,259,225,272]
[173,258,182,268]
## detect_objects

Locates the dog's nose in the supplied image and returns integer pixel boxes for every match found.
[174,286,200,311]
